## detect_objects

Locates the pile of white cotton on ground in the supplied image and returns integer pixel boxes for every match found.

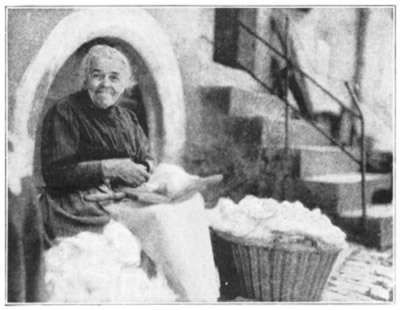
[44,220,176,303]
[207,195,347,251]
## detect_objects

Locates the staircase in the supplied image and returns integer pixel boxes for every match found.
[296,146,393,250]
[193,10,393,250]
[200,85,393,250]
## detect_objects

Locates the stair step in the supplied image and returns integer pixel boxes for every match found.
[303,172,391,184]
[286,120,332,146]
[340,204,392,218]
[223,116,264,145]
[229,87,286,119]
[201,86,333,147]
[301,173,392,216]
[200,86,285,117]
[223,115,332,147]
[293,145,360,178]
[367,149,393,173]
[338,204,393,249]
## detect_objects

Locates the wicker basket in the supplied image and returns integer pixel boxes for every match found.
[217,232,340,302]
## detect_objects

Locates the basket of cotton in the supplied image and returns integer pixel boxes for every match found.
[207,196,348,302]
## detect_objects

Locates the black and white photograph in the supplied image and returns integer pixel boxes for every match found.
[5,3,395,304]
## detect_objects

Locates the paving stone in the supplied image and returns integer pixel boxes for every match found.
[346,292,378,302]
[339,264,370,272]
[373,278,393,290]
[338,270,372,281]
[347,256,373,264]
[366,286,391,301]
[340,262,372,275]
[326,286,349,296]
[327,281,369,295]
[381,261,392,267]
[366,252,392,261]
[334,278,373,291]
[345,277,392,288]
[322,291,351,302]
[344,260,372,270]
[325,288,374,303]
[372,265,393,279]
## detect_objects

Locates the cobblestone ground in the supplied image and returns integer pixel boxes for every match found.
[321,242,394,303]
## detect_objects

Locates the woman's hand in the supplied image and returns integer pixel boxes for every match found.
[102,159,150,187]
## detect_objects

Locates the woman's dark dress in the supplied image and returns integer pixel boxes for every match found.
[40,89,153,240]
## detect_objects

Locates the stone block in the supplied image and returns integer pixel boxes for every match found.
[292,145,360,178]
[326,286,370,302]
[287,119,333,147]
[223,116,265,145]
[257,118,333,149]
[321,291,349,302]
[199,86,285,119]
[348,292,377,302]
[328,281,369,295]
[372,265,394,279]
[367,149,393,173]
[366,286,391,301]
[223,115,333,150]
[302,173,392,216]
[229,87,286,120]
[339,205,393,250]
[373,278,393,290]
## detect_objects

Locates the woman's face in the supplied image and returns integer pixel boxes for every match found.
[86,57,130,109]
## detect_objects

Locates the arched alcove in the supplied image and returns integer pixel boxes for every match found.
[11,8,185,191]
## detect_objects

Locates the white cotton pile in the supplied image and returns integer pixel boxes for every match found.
[207,195,347,251]
[44,220,176,303]
[142,163,199,196]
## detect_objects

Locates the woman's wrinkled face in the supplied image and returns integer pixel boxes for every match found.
[86,57,130,109]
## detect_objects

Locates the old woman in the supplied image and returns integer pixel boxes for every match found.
[40,44,155,240]
[39,44,219,303]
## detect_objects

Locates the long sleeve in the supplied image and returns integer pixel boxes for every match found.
[41,102,104,189]
[125,109,156,171]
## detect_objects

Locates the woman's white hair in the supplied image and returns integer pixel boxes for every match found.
[81,45,133,86]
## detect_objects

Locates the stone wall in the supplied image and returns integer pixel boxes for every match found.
[8,9,74,131]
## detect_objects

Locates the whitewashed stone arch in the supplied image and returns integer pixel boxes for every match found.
[10,8,185,194]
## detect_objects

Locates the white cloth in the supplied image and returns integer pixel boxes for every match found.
[106,193,220,302]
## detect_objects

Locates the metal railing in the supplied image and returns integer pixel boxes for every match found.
[235,15,367,230]
[345,82,367,231]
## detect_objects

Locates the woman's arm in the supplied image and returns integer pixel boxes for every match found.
[43,160,104,189]
[44,158,150,189]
